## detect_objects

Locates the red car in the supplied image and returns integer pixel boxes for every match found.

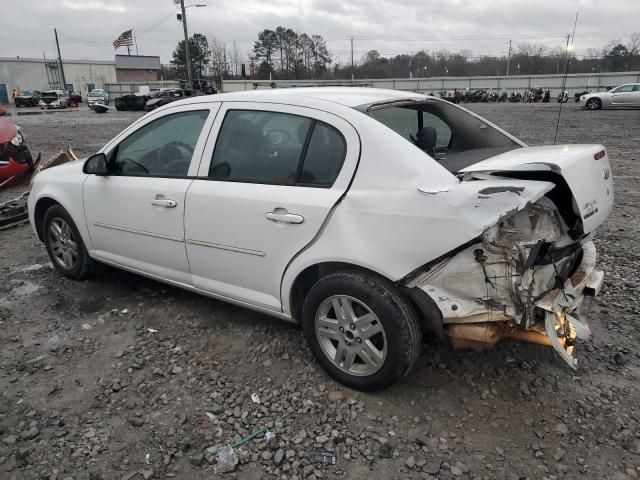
[0,117,38,189]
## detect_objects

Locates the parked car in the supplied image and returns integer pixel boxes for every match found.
[115,93,150,111]
[67,92,82,107]
[14,90,41,107]
[193,79,218,95]
[144,89,193,111]
[579,83,640,110]
[87,89,109,108]
[39,90,68,109]
[0,117,37,188]
[28,88,613,391]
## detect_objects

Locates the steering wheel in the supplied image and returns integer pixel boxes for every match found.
[156,141,194,174]
[267,130,291,146]
[118,157,149,174]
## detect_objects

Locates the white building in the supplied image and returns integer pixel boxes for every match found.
[0,57,117,104]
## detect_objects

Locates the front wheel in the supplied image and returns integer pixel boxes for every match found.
[586,98,602,110]
[301,271,421,391]
[43,205,94,279]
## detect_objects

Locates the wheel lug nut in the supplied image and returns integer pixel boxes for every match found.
[339,327,344,332]
[356,337,362,343]
[345,341,351,346]
[349,323,356,330]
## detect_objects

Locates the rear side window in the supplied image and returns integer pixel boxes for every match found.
[209,110,346,187]
[299,123,346,186]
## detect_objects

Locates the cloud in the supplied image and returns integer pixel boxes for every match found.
[0,0,638,64]
[61,1,127,13]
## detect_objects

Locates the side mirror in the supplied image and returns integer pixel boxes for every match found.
[83,153,109,176]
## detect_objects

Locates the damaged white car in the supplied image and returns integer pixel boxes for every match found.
[27,88,613,391]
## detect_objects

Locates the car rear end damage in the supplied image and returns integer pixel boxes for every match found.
[405,145,613,369]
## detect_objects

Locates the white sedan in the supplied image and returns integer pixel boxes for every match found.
[28,88,613,390]
[579,83,640,109]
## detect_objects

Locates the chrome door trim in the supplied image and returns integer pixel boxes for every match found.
[94,222,184,242]
[186,238,265,257]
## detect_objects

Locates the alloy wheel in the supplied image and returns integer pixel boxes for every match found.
[48,217,78,270]
[314,295,387,376]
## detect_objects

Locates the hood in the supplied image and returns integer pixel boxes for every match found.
[0,118,18,143]
[460,144,614,234]
[33,158,84,183]
[581,92,604,100]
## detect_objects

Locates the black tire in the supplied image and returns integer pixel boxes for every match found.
[586,98,602,110]
[301,271,421,391]
[42,205,94,280]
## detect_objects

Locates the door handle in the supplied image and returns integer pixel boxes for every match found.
[265,211,304,224]
[150,198,177,208]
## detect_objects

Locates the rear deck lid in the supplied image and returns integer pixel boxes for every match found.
[460,144,614,234]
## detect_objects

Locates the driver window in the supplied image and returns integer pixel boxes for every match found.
[112,110,209,177]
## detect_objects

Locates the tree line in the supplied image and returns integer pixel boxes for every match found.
[333,34,640,79]
[170,31,640,84]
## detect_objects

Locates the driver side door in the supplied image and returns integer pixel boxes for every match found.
[83,104,219,284]
[610,85,635,105]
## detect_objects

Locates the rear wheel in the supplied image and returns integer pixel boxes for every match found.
[43,205,94,279]
[586,98,602,110]
[301,271,421,391]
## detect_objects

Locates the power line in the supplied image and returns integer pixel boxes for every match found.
[59,7,178,47]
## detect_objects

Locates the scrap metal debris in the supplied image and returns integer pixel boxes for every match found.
[0,146,77,232]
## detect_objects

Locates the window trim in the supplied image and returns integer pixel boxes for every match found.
[107,108,211,178]
[207,108,347,188]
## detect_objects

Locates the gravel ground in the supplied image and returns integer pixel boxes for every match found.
[0,102,639,480]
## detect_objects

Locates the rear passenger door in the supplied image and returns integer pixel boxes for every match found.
[184,102,360,312]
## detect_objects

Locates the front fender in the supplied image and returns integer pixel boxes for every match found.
[28,164,91,250]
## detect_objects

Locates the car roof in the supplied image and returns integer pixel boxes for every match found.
[174,87,427,109]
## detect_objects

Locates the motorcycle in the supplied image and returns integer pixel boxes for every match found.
[557,90,569,103]
[509,92,522,102]
[499,90,508,102]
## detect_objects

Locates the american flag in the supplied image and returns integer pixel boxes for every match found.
[113,30,134,49]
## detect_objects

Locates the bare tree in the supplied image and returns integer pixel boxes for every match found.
[208,36,227,86]
[629,32,640,56]
[229,41,242,78]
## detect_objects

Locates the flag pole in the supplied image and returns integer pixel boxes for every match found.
[133,27,139,55]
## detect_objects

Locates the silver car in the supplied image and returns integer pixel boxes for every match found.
[579,83,640,110]
[87,89,109,108]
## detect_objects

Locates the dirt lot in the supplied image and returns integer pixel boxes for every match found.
[1,102,639,480]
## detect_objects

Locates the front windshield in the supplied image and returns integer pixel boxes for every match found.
[89,91,102,97]
[41,92,58,99]
[22,91,33,96]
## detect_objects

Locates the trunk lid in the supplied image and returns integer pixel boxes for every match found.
[459,144,614,234]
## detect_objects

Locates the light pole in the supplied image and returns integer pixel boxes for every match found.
[177,1,206,89]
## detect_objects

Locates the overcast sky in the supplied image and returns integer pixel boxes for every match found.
[1,0,638,66]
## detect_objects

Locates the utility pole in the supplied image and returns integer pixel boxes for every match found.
[54,28,67,90]
[506,40,512,77]
[350,37,354,83]
[180,0,193,89]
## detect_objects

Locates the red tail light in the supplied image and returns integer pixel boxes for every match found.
[594,150,606,160]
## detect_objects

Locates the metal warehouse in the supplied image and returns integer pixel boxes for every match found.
[0,55,161,103]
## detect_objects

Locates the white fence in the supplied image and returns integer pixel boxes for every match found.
[222,71,640,95]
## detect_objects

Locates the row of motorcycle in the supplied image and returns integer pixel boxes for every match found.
[438,88,576,104]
